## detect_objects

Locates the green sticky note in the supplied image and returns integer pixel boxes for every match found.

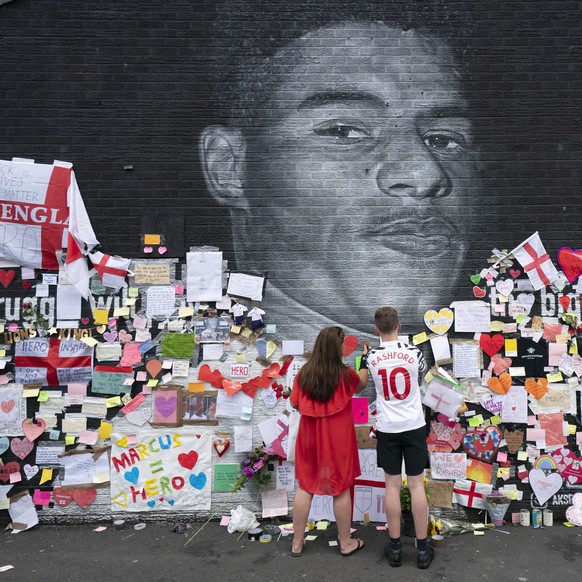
[468,414,484,427]
[128,287,139,298]
[147,379,159,387]
[489,415,501,425]
[213,464,240,492]
[65,434,76,445]
[306,535,317,541]
[161,332,195,359]
[37,391,50,402]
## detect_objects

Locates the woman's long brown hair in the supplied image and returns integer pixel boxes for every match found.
[296,326,349,402]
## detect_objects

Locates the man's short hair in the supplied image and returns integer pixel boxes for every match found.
[375,307,400,334]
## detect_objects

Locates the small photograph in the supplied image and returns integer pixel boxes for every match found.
[194,316,231,343]
[183,392,218,423]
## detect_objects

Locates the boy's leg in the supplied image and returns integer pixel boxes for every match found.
[384,473,402,538]
[407,473,428,538]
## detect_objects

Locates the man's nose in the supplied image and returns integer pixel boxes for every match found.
[375,137,451,199]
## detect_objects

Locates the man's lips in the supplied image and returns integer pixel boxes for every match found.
[365,217,458,254]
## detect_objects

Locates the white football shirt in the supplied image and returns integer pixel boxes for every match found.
[368,340,427,433]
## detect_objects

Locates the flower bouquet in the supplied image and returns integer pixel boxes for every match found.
[484,492,511,526]
[230,445,273,492]
[429,515,495,536]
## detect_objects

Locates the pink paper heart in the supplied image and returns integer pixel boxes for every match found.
[143,246,153,254]
[80,317,90,325]
[8,323,18,332]
[11,437,34,460]
[509,269,521,279]
[485,273,494,280]
[491,354,512,375]
[108,318,118,327]
[158,246,167,255]
[118,329,133,343]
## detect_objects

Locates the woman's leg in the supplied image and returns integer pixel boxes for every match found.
[333,489,359,554]
[292,486,313,552]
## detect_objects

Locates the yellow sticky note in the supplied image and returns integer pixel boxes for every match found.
[40,468,53,485]
[0,350,5,357]
[113,307,130,317]
[98,421,113,439]
[128,287,139,298]
[489,415,501,426]
[517,451,528,461]
[240,328,253,338]
[568,424,577,435]
[563,521,576,527]
[106,396,122,408]
[179,306,194,318]
[235,353,247,363]
[474,531,485,536]
[144,234,161,245]
[65,434,76,445]
[125,298,137,306]
[37,391,50,402]
[488,320,505,331]
[555,333,570,344]
[468,414,484,427]
[0,325,4,333]
[505,339,517,356]
[80,336,99,347]
[93,308,109,325]
[570,342,578,355]
[147,379,159,387]
[497,294,509,303]
[316,521,329,531]
[230,325,241,334]
[546,371,563,383]
[497,467,510,478]
[23,387,40,398]
[412,332,428,345]
[188,382,205,393]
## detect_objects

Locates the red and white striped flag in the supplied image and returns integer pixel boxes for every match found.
[511,232,559,290]
[89,250,130,292]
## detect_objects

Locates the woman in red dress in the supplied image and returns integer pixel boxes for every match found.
[290,326,368,557]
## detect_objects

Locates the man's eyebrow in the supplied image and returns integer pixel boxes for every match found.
[420,106,473,119]
[297,91,386,110]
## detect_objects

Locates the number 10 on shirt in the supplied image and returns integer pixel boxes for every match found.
[378,367,411,401]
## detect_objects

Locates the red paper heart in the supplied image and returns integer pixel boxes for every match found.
[22,418,46,441]
[1,400,15,414]
[73,488,97,509]
[0,461,20,483]
[0,269,15,288]
[21,281,32,289]
[263,363,281,379]
[509,269,522,279]
[81,317,90,325]
[198,364,224,388]
[491,354,512,375]
[559,296,571,311]
[52,487,75,507]
[222,378,243,396]
[213,438,230,457]
[11,436,34,460]
[479,333,504,357]
[472,286,486,298]
[557,247,582,283]
[343,335,358,356]
[178,450,199,470]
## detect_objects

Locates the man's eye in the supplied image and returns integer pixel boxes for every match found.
[423,132,467,152]
[313,122,369,141]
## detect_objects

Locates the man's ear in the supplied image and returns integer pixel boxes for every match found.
[199,125,248,210]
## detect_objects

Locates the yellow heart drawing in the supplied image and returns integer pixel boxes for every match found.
[266,341,277,359]
[423,308,454,335]
[96,325,107,334]
[116,436,128,448]
[112,492,127,507]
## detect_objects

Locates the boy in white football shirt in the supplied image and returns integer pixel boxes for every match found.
[359,307,433,570]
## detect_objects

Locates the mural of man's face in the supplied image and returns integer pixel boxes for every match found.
[202,21,481,332]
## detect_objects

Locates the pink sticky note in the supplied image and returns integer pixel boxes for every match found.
[497,451,508,464]
[123,377,134,386]
[133,315,148,330]
[527,416,537,426]
[10,471,22,484]
[33,489,51,507]
[526,428,546,441]
[120,343,143,367]
[142,385,153,395]
[127,434,138,446]
[78,430,99,446]
[351,397,369,424]
[175,286,185,295]
[94,526,108,532]
[220,516,231,526]
[376,525,387,531]
[136,371,147,382]
[512,512,521,525]
[577,433,582,446]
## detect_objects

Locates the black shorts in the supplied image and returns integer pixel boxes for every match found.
[376,426,428,477]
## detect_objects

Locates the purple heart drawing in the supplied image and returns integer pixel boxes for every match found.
[103,331,118,343]
[155,395,177,418]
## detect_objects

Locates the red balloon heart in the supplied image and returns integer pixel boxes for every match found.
[479,333,505,357]
[343,335,359,356]
[178,450,199,470]
[472,286,486,298]
[557,247,582,283]
[73,488,97,509]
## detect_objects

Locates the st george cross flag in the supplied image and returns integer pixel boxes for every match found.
[0,159,98,272]
[452,479,493,510]
[511,232,559,290]
[14,337,93,386]
[89,250,130,292]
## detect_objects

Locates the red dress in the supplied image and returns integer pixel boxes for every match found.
[290,368,361,496]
